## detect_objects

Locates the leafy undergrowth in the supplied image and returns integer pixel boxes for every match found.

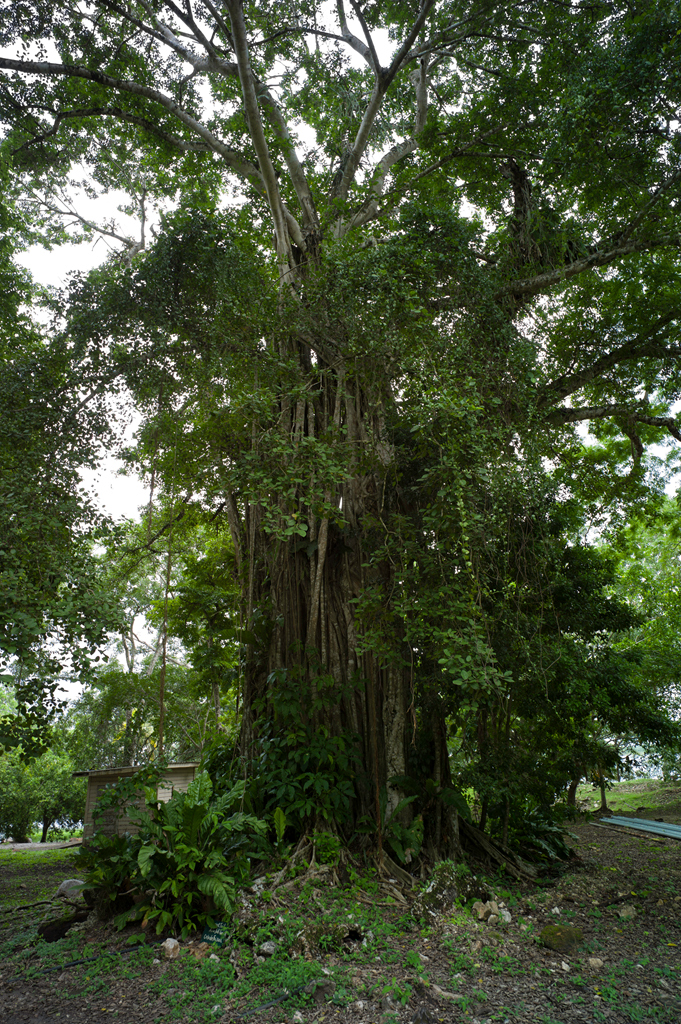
[1,797,680,1024]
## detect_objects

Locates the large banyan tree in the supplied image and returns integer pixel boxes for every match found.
[2,0,680,856]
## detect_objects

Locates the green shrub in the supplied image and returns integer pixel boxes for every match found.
[505,803,576,862]
[77,768,265,937]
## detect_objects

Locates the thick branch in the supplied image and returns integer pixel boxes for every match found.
[634,414,681,443]
[346,125,505,234]
[339,57,431,236]
[224,1,295,278]
[336,82,383,202]
[336,0,375,69]
[349,0,381,75]
[0,57,263,189]
[540,311,680,406]
[258,89,319,236]
[497,235,681,301]
[383,0,437,90]
[13,105,213,155]
[546,404,681,443]
[336,0,436,202]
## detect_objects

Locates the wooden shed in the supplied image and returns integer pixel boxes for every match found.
[74,763,199,841]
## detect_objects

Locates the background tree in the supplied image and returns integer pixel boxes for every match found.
[0,153,121,755]
[609,498,681,780]
[1,0,680,855]
[0,742,85,843]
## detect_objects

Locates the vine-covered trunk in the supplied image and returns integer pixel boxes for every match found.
[233,341,414,824]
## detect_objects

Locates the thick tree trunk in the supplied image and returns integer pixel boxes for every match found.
[232,339,430,836]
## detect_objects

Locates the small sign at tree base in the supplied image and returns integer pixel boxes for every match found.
[201,921,230,946]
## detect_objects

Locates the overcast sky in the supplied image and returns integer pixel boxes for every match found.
[18,228,150,523]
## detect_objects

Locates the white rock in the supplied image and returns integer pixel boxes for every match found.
[152,958,160,965]
[499,908,512,925]
[472,900,487,920]
[56,879,86,898]
[161,938,180,959]
[551,906,561,915]
[588,957,604,970]
[259,940,277,956]
[561,961,570,971]
[292,1012,305,1023]
[209,953,220,961]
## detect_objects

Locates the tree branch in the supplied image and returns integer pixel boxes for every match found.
[0,57,264,189]
[336,0,375,69]
[345,124,506,233]
[496,235,681,302]
[349,0,382,75]
[383,0,437,90]
[336,0,437,202]
[617,165,681,246]
[540,310,680,406]
[546,404,681,443]
[257,88,319,236]
[12,105,214,155]
[224,0,297,282]
[26,191,142,254]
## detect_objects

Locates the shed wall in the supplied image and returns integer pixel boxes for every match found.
[82,764,198,841]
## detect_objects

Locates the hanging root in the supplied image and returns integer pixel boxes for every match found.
[376,850,416,888]
[270,836,313,890]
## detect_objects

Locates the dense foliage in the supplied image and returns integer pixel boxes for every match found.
[1,0,680,857]
[0,745,85,842]
[77,768,263,937]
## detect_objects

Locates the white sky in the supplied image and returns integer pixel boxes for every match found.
[17,212,151,522]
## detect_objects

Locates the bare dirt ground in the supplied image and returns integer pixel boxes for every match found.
[1,797,680,1024]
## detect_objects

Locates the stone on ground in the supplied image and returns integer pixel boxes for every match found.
[539,924,583,952]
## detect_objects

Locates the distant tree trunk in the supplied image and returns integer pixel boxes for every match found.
[479,795,489,833]
[567,777,581,808]
[598,768,609,812]
[41,816,50,843]
[122,708,133,765]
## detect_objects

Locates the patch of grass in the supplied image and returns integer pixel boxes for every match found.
[0,847,82,918]
[147,956,238,1022]
[575,779,681,818]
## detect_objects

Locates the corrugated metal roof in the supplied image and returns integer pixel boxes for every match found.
[594,815,681,841]
[72,762,199,778]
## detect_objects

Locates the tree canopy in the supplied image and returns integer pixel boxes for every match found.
[1,0,680,858]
